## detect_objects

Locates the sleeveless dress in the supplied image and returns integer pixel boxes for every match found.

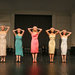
[0,33,6,56]
[61,37,67,55]
[48,34,56,54]
[15,34,23,56]
[31,32,39,53]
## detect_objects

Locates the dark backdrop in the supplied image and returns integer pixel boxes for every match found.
[15,14,52,53]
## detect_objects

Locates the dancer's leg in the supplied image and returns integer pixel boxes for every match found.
[19,55,21,62]
[64,55,66,63]
[52,54,54,62]
[32,54,35,62]
[1,56,3,62]
[35,53,37,62]
[16,55,18,62]
[62,55,64,63]
[3,56,6,62]
[50,54,52,62]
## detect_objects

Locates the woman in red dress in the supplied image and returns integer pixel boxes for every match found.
[28,26,42,63]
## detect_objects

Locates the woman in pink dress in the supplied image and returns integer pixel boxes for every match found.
[28,26,42,63]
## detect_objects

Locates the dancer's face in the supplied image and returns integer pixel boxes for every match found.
[33,26,37,32]
[63,30,67,35]
[1,26,5,31]
[17,28,21,33]
[50,28,55,33]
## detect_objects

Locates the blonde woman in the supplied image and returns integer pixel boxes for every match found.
[46,27,59,63]
[28,26,42,63]
[0,25,10,62]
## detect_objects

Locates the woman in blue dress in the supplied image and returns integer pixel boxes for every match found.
[13,28,24,62]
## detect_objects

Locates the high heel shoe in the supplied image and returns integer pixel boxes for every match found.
[19,60,21,63]
[62,60,64,63]
[16,59,18,62]
[35,60,37,63]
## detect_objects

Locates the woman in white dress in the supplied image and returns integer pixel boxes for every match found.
[59,30,71,63]
[0,25,10,62]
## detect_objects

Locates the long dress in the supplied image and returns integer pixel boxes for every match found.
[61,37,67,55]
[15,34,23,56]
[31,32,39,53]
[48,34,56,54]
[0,33,7,56]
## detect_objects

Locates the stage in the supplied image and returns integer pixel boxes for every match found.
[0,55,75,75]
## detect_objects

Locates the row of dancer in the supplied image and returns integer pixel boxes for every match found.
[46,28,71,63]
[0,25,71,63]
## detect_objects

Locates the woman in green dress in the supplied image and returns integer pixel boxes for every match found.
[13,28,24,62]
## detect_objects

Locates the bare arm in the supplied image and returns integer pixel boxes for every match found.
[59,31,63,37]
[13,29,17,36]
[5,26,10,33]
[28,28,33,34]
[37,28,42,34]
[66,31,72,37]
[46,29,50,35]
[21,29,25,36]
[55,29,60,35]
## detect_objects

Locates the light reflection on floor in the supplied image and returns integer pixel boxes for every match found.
[0,55,75,75]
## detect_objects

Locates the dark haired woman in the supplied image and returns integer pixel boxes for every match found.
[59,30,71,63]
[13,28,24,62]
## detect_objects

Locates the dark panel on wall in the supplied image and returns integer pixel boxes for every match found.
[70,47,75,55]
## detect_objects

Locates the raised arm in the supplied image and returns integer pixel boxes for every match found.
[66,31,72,37]
[37,28,42,34]
[21,29,25,36]
[55,29,60,35]
[46,29,50,35]
[0,26,2,30]
[28,28,33,34]
[59,31,63,37]
[13,29,17,36]
[5,26,10,33]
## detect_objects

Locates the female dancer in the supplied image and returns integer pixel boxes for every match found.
[0,25,10,62]
[46,27,59,63]
[28,26,42,63]
[59,30,71,63]
[13,28,24,62]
